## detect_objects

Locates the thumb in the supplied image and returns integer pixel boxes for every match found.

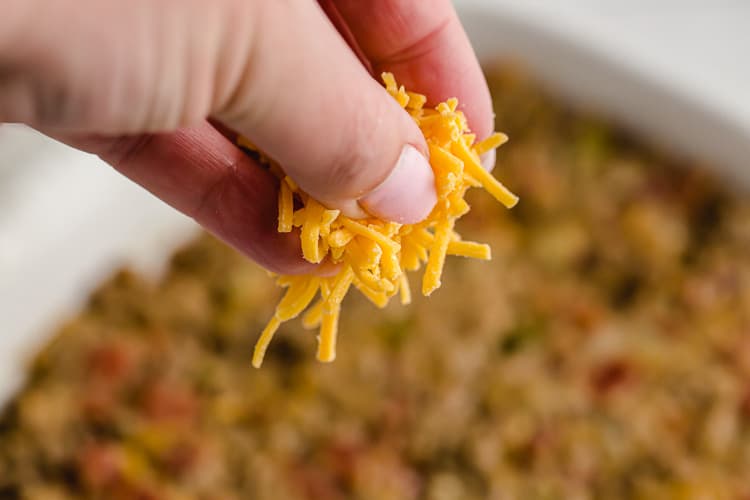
[213,1,437,223]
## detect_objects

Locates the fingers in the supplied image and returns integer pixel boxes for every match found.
[1,0,437,224]
[211,1,436,223]
[1,0,235,132]
[330,0,495,141]
[52,123,319,275]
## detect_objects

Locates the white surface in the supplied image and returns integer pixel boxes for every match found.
[0,126,198,401]
[1,2,749,404]
[459,0,750,188]
[462,1,750,128]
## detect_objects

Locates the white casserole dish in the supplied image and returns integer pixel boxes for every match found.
[1,0,748,406]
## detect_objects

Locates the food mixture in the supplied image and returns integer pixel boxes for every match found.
[3,66,750,499]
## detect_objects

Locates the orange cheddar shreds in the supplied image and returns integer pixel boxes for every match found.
[328,228,354,248]
[447,240,492,260]
[452,138,519,208]
[283,175,299,192]
[406,91,427,110]
[422,219,454,295]
[341,219,400,254]
[278,180,294,233]
[395,85,410,108]
[300,200,326,263]
[353,277,389,308]
[252,316,281,368]
[236,135,258,152]
[327,266,355,307]
[317,306,340,362]
[242,73,517,367]
[399,273,412,305]
[301,299,324,330]
[475,132,509,156]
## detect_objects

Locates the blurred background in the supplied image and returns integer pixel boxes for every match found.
[1,1,750,499]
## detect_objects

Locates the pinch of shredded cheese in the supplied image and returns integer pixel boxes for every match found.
[240,73,518,367]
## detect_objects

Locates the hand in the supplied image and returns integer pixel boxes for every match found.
[0,0,494,274]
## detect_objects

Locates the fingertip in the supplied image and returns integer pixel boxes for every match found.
[358,144,437,224]
[480,148,496,172]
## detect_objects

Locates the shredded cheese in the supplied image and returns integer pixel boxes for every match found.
[277,179,294,233]
[239,73,518,367]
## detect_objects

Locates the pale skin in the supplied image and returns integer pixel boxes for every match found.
[0,0,494,274]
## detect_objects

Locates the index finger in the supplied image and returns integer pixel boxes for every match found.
[326,0,494,141]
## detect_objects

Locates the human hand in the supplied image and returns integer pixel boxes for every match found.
[0,0,494,274]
